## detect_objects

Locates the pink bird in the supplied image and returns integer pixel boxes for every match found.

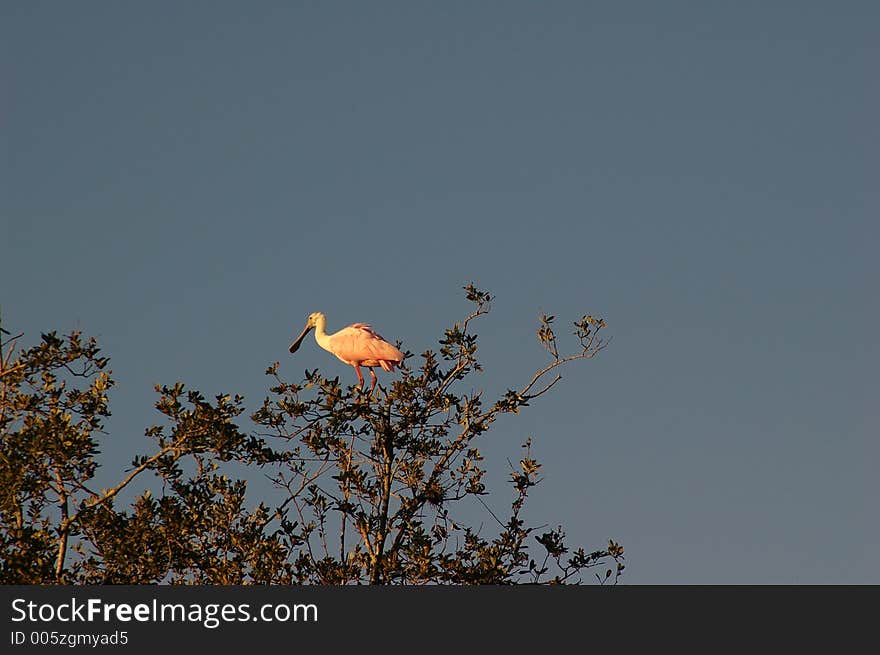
[288,312,405,394]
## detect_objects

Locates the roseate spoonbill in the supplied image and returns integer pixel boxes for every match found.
[288,312,405,394]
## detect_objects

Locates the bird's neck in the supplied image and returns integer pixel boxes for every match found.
[314,317,331,350]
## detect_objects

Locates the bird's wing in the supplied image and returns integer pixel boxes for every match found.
[329,324,404,365]
[347,323,374,333]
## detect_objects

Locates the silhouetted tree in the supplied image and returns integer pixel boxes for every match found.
[0,286,624,584]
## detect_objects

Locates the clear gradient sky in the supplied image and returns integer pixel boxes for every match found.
[3,2,877,583]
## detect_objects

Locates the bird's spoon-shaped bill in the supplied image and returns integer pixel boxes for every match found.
[288,325,313,353]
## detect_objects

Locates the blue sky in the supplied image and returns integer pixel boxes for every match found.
[3,2,877,583]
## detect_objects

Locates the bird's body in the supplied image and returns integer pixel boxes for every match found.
[289,312,404,393]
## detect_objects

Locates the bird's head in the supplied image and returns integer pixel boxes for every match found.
[305,312,325,329]
[289,312,325,354]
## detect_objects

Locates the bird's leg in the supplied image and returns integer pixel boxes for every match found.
[353,365,365,390]
[368,368,378,396]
